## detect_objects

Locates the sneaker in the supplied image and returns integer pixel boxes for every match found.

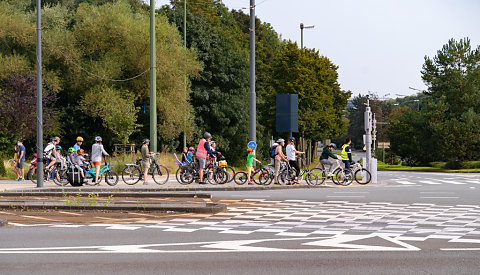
[143,182,148,185]
[248,181,254,185]
[19,178,24,182]
[199,181,207,185]
[274,182,281,185]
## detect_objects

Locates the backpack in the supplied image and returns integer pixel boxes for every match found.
[269,144,278,158]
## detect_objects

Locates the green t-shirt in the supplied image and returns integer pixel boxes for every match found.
[246,153,254,167]
[141,144,149,161]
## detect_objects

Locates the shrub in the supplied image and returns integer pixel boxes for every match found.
[445,160,461,170]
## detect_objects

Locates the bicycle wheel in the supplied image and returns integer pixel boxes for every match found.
[152,164,169,185]
[28,167,37,183]
[233,171,248,185]
[332,168,343,185]
[105,170,119,186]
[122,165,141,185]
[306,168,325,186]
[223,166,235,183]
[53,169,69,186]
[178,167,194,185]
[252,168,265,185]
[214,168,228,184]
[336,170,353,186]
[354,169,371,184]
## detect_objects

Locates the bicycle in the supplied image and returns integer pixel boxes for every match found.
[350,161,372,184]
[204,156,228,185]
[233,164,266,185]
[84,157,119,186]
[121,153,169,185]
[258,160,286,185]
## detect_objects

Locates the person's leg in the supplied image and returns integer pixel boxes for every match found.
[94,164,100,183]
[290,160,300,178]
[143,161,150,184]
[247,166,252,183]
[274,159,280,184]
[15,162,20,180]
[343,160,351,174]
[19,160,24,180]
[47,158,56,170]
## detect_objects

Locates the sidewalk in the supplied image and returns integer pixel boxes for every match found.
[0,178,331,192]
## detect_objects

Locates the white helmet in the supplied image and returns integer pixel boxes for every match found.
[277,138,285,143]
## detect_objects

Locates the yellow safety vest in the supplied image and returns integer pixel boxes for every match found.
[341,144,350,161]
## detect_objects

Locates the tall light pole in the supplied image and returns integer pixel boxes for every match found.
[36,0,43,188]
[150,0,157,152]
[249,0,256,148]
[183,0,187,149]
[300,23,314,49]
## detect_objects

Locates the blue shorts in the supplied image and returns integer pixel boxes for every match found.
[16,160,24,169]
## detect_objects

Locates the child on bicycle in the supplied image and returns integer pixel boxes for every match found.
[76,149,88,178]
[186,147,195,163]
[246,148,261,185]
[67,147,85,179]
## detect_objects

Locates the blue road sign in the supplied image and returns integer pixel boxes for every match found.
[248,141,257,150]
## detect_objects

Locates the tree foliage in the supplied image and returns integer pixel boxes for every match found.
[388,38,480,163]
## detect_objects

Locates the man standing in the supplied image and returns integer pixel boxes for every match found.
[285,137,305,183]
[320,143,338,177]
[196,132,214,185]
[274,138,288,184]
[141,139,153,185]
[341,138,354,174]
[15,140,26,181]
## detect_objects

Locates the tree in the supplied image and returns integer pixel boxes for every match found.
[162,0,250,163]
[388,38,480,163]
[268,42,350,141]
[0,74,59,139]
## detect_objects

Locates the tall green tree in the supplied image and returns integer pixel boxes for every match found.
[162,0,250,163]
[268,41,350,141]
[388,38,480,163]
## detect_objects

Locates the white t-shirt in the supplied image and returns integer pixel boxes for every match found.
[44,143,56,157]
[286,144,296,161]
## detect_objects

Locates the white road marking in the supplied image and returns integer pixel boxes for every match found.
[396,181,417,185]
[420,197,459,199]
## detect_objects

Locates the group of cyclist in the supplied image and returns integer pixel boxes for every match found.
[42,136,109,185]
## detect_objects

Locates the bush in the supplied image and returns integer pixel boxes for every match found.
[445,160,461,170]
[375,148,401,165]
[460,161,480,169]
[0,159,6,177]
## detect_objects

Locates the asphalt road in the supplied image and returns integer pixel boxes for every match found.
[1,171,479,274]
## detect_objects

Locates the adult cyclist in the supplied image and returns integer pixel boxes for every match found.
[43,137,58,171]
[320,143,338,177]
[196,132,215,185]
[285,137,305,183]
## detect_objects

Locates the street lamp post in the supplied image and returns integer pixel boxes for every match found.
[249,0,256,151]
[36,0,43,188]
[300,23,314,49]
[150,0,157,152]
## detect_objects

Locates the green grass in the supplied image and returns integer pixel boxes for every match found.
[377,160,480,172]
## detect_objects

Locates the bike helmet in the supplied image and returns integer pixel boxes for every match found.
[289,137,295,142]
[56,145,62,150]
[247,148,253,152]
[76,136,84,142]
[329,143,337,149]
[203,132,212,139]
[209,141,216,146]
[50,137,57,142]
[143,138,150,144]
[95,136,102,142]
[188,147,195,151]
[68,147,75,153]
[78,149,84,155]
[277,138,285,143]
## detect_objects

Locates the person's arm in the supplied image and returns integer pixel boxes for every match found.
[347,146,353,162]
[18,149,24,162]
[101,145,109,156]
[328,150,338,159]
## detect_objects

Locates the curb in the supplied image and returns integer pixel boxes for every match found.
[0,191,211,199]
[0,201,226,214]
[4,184,332,193]
[0,219,7,227]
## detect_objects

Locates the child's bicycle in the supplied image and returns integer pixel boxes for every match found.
[84,157,119,186]
[233,159,270,185]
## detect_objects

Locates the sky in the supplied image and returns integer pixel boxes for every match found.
[153,0,480,98]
